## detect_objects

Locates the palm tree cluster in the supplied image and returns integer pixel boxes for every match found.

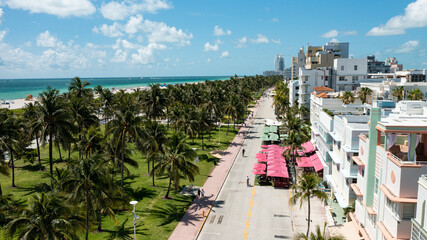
[0,75,280,238]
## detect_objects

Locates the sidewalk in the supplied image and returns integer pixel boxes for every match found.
[168,96,265,240]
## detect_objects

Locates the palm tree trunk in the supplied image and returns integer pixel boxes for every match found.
[201,131,204,150]
[10,150,15,187]
[85,190,90,240]
[36,133,41,169]
[147,153,150,174]
[0,185,2,197]
[57,143,62,161]
[68,143,71,160]
[49,129,54,185]
[307,194,311,236]
[165,176,172,198]
[226,120,230,135]
[121,136,125,189]
[152,156,155,186]
[97,209,102,232]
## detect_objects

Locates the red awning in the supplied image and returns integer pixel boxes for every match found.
[310,153,324,172]
[302,141,316,153]
[252,170,266,175]
[254,163,266,170]
[267,170,289,178]
[297,156,314,168]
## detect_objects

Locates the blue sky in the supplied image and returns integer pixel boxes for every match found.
[0,0,426,78]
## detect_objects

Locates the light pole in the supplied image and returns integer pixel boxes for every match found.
[130,200,139,240]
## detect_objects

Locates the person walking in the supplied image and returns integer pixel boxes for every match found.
[201,188,205,197]
[242,148,245,157]
[197,188,201,198]
[246,176,250,186]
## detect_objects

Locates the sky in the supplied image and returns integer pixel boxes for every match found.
[0,0,426,78]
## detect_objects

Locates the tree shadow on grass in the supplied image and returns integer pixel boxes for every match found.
[104,218,147,239]
[126,186,157,200]
[17,183,51,196]
[20,164,45,172]
[149,203,190,226]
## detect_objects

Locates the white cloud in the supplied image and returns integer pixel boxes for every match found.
[387,40,420,53]
[236,36,247,48]
[213,25,231,36]
[93,15,193,46]
[93,22,124,38]
[163,57,170,62]
[4,0,95,17]
[36,31,58,47]
[271,38,281,44]
[321,29,357,38]
[321,29,339,38]
[330,38,339,43]
[271,18,279,22]
[220,51,229,58]
[131,43,166,64]
[207,58,211,63]
[343,30,357,36]
[0,8,3,24]
[250,34,269,44]
[367,0,427,36]
[0,30,6,42]
[100,0,172,20]
[204,42,219,51]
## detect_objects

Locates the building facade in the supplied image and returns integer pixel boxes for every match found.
[411,175,427,240]
[351,102,427,240]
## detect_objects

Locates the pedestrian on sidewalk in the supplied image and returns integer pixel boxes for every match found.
[197,188,201,198]
[242,148,245,157]
[201,189,205,197]
[246,176,250,186]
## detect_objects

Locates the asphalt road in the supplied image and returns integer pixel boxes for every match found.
[197,93,293,240]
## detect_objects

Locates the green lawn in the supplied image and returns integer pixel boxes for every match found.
[0,127,239,239]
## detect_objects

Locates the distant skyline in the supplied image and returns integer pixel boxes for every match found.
[0,0,426,78]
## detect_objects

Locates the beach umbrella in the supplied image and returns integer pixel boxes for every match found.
[252,170,266,175]
[253,163,266,170]
[267,170,289,178]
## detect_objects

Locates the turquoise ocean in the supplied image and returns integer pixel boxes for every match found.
[0,76,230,100]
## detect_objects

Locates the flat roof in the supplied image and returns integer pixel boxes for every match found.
[379,118,427,127]
[347,122,369,130]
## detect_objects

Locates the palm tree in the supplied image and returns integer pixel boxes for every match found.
[0,110,20,187]
[144,84,167,120]
[154,132,199,199]
[23,102,44,169]
[139,120,168,186]
[64,155,115,240]
[392,86,405,101]
[0,152,9,197]
[296,222,345,240]
[33,87,74,178]
[291,172,328,236]
[4,192,84,240]
[358,87,373,104]
[408,88,424,100]
[106,93,143,188]
[340,91,355,105]
[69,77,92,99]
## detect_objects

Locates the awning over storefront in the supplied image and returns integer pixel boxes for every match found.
[310,153,324,172]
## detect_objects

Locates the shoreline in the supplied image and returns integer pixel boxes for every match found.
[0,81,203,110]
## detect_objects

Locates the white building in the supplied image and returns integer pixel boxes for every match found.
[333,58,368,91]
[291,48,306,79]
[297,67,332,109]
[411,175,427,240]
[351,101,427,240]
[328,115,369,208]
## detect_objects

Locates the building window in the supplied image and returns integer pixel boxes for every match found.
[352,76,358,81]
[386,196,399,217]
[368,214,376,224]
[402,203,415,220]
[354,65,358,71]
[341,66,344,71]
[374,178,379,194]
[339,76,345,81]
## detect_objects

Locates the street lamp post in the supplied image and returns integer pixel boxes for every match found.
[130,201,139,240]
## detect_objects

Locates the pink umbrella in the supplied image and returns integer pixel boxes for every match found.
[261,145,269,148]
[267,165,287,171]
[256,153,267,157]
[257,158,267,162]
[252,170,266,175]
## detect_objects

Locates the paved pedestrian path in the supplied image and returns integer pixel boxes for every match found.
[168,92,267,240]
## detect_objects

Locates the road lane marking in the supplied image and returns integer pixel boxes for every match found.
[243,185,256,240]
[289,188,293,210]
